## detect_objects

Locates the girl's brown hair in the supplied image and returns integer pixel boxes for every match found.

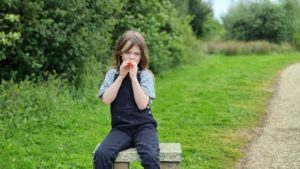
[113,30,149,69]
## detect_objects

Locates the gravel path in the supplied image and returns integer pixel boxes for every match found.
[238,63,300,169]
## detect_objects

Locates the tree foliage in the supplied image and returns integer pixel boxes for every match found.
[188,0,213,37]
[279,0,300,48]
[171,0,190,17]
[223,0,300,44]
[0,0,198,84]
[202,16,225,40]
[0,0,123,84]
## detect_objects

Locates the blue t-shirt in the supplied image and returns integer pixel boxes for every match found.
[99,68,155,102]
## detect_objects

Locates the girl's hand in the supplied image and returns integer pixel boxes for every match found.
[119,61,131,78]
[119,60,138,79]
[128,60,138,79]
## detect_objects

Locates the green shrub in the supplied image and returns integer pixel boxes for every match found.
[293,32,300,50]
[0,0,123,85]
[1,0,200,85]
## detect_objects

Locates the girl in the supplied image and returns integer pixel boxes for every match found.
[94,30,160,169]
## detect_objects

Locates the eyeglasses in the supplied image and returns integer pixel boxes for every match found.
[123,51,141,57]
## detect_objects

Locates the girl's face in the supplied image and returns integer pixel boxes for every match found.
[121,43,141,64]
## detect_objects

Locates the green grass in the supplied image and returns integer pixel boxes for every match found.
[1,54,300,169]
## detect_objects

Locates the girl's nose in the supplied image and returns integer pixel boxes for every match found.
[129,54,134,59]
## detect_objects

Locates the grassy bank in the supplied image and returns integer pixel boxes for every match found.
[1,54,300,169]
[154,54,300,169]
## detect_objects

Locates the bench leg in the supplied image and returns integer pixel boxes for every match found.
[161,162,180,169]
[113,162,130,169]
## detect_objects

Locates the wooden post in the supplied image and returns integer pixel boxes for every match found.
[158,143,181,169]
[113,162,130,169]
[160,162,180,169]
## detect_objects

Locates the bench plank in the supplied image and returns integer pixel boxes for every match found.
[115,143,181,162]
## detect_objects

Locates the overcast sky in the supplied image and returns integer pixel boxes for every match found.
[205,0,236,21]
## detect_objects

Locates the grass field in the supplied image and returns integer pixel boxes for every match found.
[1,54,300,169]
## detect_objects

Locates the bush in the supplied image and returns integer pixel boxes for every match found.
[293,32,300,50]
[1,0,201,85]
[0,0,124,85]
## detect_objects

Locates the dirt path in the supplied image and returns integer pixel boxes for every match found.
[237,63,300,169]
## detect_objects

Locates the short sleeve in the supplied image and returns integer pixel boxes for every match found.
[98,69,117,99]
[140,70,156,99]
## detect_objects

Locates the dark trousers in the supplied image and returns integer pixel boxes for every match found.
[93,124,160,169]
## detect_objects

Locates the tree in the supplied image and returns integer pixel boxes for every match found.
[223,0,300,44]
[279,0,300,48]
[188,0,213,37]
[202,16,225,40]
[223,0,286,42]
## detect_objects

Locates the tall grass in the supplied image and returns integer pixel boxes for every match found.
[0,76,106,168]
[1,54,300,168]
[205,40,294,55]
[0,77,69,127]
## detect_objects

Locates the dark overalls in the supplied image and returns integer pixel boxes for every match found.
[94,72,160,169]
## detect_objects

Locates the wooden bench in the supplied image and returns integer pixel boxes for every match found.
[93,143,181,169]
